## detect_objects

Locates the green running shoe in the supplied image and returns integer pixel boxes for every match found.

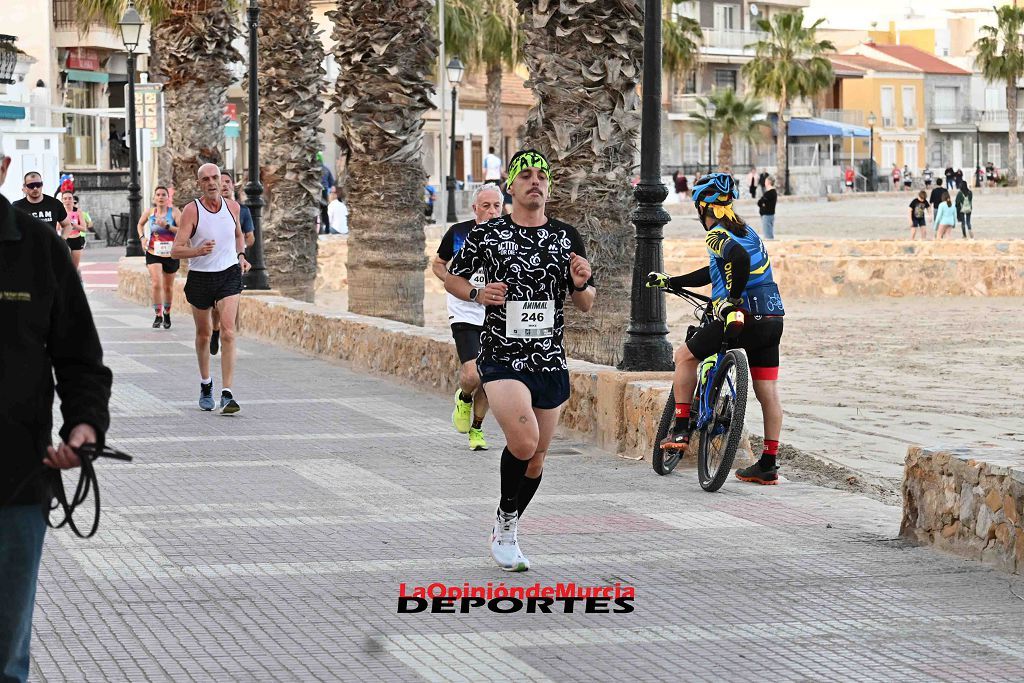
[452,389,472,433]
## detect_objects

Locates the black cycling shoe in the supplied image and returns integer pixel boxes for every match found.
[210,329,220,355]
[735,461,780,485]
[162,313,171,329]
[152,315,162,329]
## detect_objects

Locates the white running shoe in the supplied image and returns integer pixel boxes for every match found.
[490,509,529,572]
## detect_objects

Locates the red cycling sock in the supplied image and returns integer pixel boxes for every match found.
[763,439,779,455]
[674,403,691,419]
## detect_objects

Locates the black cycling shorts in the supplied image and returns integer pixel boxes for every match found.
[451,323,483,364]
[66,236,86,251]
[146,251,181,274]
[478,361,570,410]
[184,265,242,310]
[686,315,784,375]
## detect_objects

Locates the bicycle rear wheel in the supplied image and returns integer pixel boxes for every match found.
[652,388,682,475]
[697,350,749,492]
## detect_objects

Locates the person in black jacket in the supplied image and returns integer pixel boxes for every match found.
[0,137,112,682]
[757,175,778,239]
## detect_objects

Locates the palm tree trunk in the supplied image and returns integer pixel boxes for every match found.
[254,0,324,302]
[1007,79,1019,185]
[154,0,240,206]
[776,92,788,194]
[486,62,503,158]
[517,0,643,367]
[329,0,435,326]
[718,132,734,173]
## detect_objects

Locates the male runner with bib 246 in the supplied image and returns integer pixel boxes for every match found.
[432,184,503,451]
[172,163,250,415]
[447,150,595,572]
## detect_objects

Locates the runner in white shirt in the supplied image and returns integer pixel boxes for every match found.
[171,163,251,415]
[431,184,503,451]
[483,147,503,184]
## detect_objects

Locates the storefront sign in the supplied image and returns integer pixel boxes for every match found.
[67,48,100,71]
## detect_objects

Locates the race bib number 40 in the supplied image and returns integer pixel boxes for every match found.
[506,300,554,339]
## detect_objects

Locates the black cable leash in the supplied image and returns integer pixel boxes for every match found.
[36,443,133,539]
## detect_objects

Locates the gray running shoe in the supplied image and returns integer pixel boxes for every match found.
[220,390,240,415]
[199,381,215,411]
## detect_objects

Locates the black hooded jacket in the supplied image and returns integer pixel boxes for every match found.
[1,192,111,506]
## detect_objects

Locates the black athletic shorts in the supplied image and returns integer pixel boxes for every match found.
[451,322,483,364]
[66,236,86,251]
[686,315,784,379]
[478,360,570,410]
[145,251,181,273]
[184,264,242,310]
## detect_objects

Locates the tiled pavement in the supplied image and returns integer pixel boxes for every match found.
[28,276,1024,682]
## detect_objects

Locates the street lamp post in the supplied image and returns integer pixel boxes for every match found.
[867,111,876,192]
[621,0,674,371]
[242,0,270,289]
[781,110,792,195]
[445,58,464,224]
[118,3,144,257]
[705,101,717,174]
[975,110,984,188]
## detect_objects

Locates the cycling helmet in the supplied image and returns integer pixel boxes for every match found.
[692,172,741,228]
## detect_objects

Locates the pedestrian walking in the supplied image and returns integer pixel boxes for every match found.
[934,191,957,240]
[844,165,855,192]
[171,163,250,414]
[928,179,946,230]
[902,165,913,191]
[12,172,71,235]
[909,190,929,240]
[944,165,955,190]
[0,137,112,683]
[747,167,757,199]
[318,152,334,234]
[955,181,974,239]
[432,184,504,452]
[891,164,901,191]
[135,186,181,329]
[483,147,503,185]
[446,149,595,572]
[327,186,349,235]
[922,165,933,188]
[954,168,963,189]
[985,161,995,187]
[757,175,778,240]
[673,169,687,203]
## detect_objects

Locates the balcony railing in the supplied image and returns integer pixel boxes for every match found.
[818,109,864,126]
[980,110,1024,125]
[702,29,765,52]
[928,107,977,125]
[670,93,701,115]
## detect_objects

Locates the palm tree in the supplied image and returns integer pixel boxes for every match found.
[742,11,833,194]
[445,0,521,157]
[516,0,643,367]
[974,5,1024,186]
[663,8,703,94]
[691,89,767,173]
[252,0,324,302]
[153,0,241,205]
[328,0,437,326]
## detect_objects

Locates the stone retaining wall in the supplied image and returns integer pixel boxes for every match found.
[901,446,1024,574]
[315,237,1024,298]
[119,258,753,465]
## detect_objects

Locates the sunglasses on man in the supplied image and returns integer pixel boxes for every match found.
[25,182,44,189]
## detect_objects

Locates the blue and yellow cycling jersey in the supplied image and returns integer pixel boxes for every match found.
[705,224,785,316]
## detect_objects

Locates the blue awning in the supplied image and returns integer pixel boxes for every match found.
[783,116,870,138]
[0,105,26,120]
[65,69,109,84]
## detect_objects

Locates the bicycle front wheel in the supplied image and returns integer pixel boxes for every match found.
[697,350,749,492]
[652,388,682,475]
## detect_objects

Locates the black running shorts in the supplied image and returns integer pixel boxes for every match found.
[451,323,484,364]
[477,360,570,410]
[686,315,784,373]
[146,251,181,274]
[184,264,242,310]
[66,236,86,251]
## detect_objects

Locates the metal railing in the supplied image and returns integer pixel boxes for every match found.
[818,109,864,126]
[702,29,765,52]
[53,0,76,29]
[980,110,1024,125]
[670,93,701,115]
[928,107,976,125]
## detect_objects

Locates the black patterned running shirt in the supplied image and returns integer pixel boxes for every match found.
[448,216,595,372]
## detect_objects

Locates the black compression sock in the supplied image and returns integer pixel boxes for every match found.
[517,473,543,519]
[458,390,473,404]
[472,416,483,430]
[499,447,529,513]
[758,452,777,470]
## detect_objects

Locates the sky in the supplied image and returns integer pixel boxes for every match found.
[805,0,1001,30]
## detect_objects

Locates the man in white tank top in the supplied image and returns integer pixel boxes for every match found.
[172,163,250,414]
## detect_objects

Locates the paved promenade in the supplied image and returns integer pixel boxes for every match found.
[26,266,1024,681]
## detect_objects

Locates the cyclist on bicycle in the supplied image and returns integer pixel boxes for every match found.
[648,172,785,485]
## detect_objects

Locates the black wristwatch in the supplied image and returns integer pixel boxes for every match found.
[469,287,480,302]
[571,282,589,293]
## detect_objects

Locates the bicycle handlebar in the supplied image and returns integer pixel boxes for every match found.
[664,286,711,305]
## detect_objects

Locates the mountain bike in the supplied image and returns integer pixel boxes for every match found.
[651,286,749,492]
